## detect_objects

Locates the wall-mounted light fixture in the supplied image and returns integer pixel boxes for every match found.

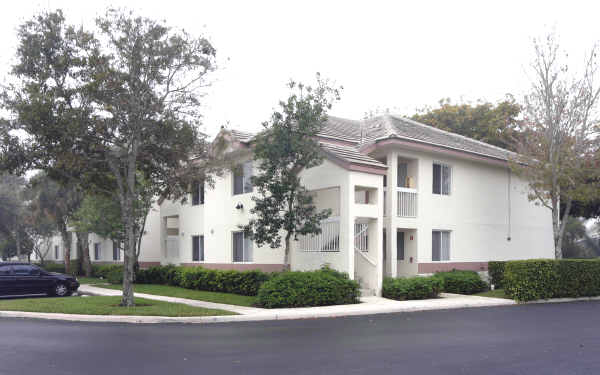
[235,202,244,210]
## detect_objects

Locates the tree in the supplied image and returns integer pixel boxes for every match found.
[72,179,154,271]
[27,173,82,273]
[411,97,522,151]
[3,10,216,306]
[0,174,29,260]
[512,33,600,259]
[243,76,340,268]
[24,207,56,265]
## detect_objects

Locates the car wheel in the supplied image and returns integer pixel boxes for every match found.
[53,283,70,297]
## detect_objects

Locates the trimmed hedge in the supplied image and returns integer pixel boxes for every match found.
[257,268,360,308]
[135,265,180,286]
[107,268,124,284]
[488,261,506,288]
[94,264,124,279]
[504,259,600,302]
[135,265,272,296]
[434,270,487,294]
[382,276,442,300]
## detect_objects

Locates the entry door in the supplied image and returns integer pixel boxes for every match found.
[397,232,405,261]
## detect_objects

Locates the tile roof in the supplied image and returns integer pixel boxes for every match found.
[229,129,255,143]
[223,111,513,174]
[318,114,514,161]
[319,142,386,169]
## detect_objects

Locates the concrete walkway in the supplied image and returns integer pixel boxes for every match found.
[78,284,263,315]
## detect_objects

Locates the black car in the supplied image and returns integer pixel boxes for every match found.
[0,262,80,297]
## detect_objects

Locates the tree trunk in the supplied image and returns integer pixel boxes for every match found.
[121,192,136,307]
[78,232,93,277]
[120,146,139,307]
[284,233,291,271]
[60,227,71,274]
[15,216,22,260]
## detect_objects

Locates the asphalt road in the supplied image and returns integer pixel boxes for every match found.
[1,301,599,375]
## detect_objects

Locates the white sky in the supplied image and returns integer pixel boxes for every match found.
[1,0,599,136]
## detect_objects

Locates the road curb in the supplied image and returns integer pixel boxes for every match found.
[0,299,516,324]
[2,295,598,325]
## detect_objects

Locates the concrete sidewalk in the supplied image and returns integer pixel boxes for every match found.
[78,284,263,315]
[0,285,517,324]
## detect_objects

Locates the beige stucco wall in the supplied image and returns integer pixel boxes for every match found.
[377,145,554,276]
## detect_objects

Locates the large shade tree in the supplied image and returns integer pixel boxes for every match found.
[512,33,600,259]
[2,9,217,306]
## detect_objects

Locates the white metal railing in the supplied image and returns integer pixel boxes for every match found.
[355,247,377,266]
[354,223,368,252]
[299,217,340,252]
[397,188,418,218]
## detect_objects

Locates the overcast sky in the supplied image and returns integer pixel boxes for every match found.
[1,0,599,136]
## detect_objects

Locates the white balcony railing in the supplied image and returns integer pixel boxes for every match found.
[298,217,340,252]
[397,188,418,218]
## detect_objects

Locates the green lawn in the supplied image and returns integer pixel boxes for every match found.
[474,289,511,299]
[0,296,236,317]
[96,283,257,307]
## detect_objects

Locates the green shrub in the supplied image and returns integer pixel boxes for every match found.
[40,262,66,274]
[135,265,272,296]
[106,268,123,284]
[94,264,124,279]
[257,270,360,308]
[434,270,487,294]
[504,259,600,302]
[382,276,442,300]
[488,261,506,288]
[175,267,271,296]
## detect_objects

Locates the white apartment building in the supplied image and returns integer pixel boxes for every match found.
[37,115,554,295]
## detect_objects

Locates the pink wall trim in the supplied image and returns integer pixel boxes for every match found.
[180,263,286,272]
[418,262,488,273]
[139,262,161,269]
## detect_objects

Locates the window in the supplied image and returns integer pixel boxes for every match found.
[432,230,451,261]
[0,265,12,275]
[398,162,408,188]
[191,182,204,206]
[433,163,451,195]
[112,242,121,261]
[54,245,60,260]
[232,231,253,262]
[94,243,101,261]
[192,235,204,261]
[397,231,405,260]
[233,161,253,195]
[13,265,35,276]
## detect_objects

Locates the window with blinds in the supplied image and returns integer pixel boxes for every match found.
[432,230,451,261]
[433,163,451,195]
[192,235,204,261]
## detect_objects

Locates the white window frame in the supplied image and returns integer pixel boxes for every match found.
[432,230,451,261]
[192,235,204,262]
[433,162,452,196]
[94,243,102,261]
[54,245,60,260]
[233,161,253,195]
[112,242,121,261]
[191,181,204,206]
[232,231,253,262]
